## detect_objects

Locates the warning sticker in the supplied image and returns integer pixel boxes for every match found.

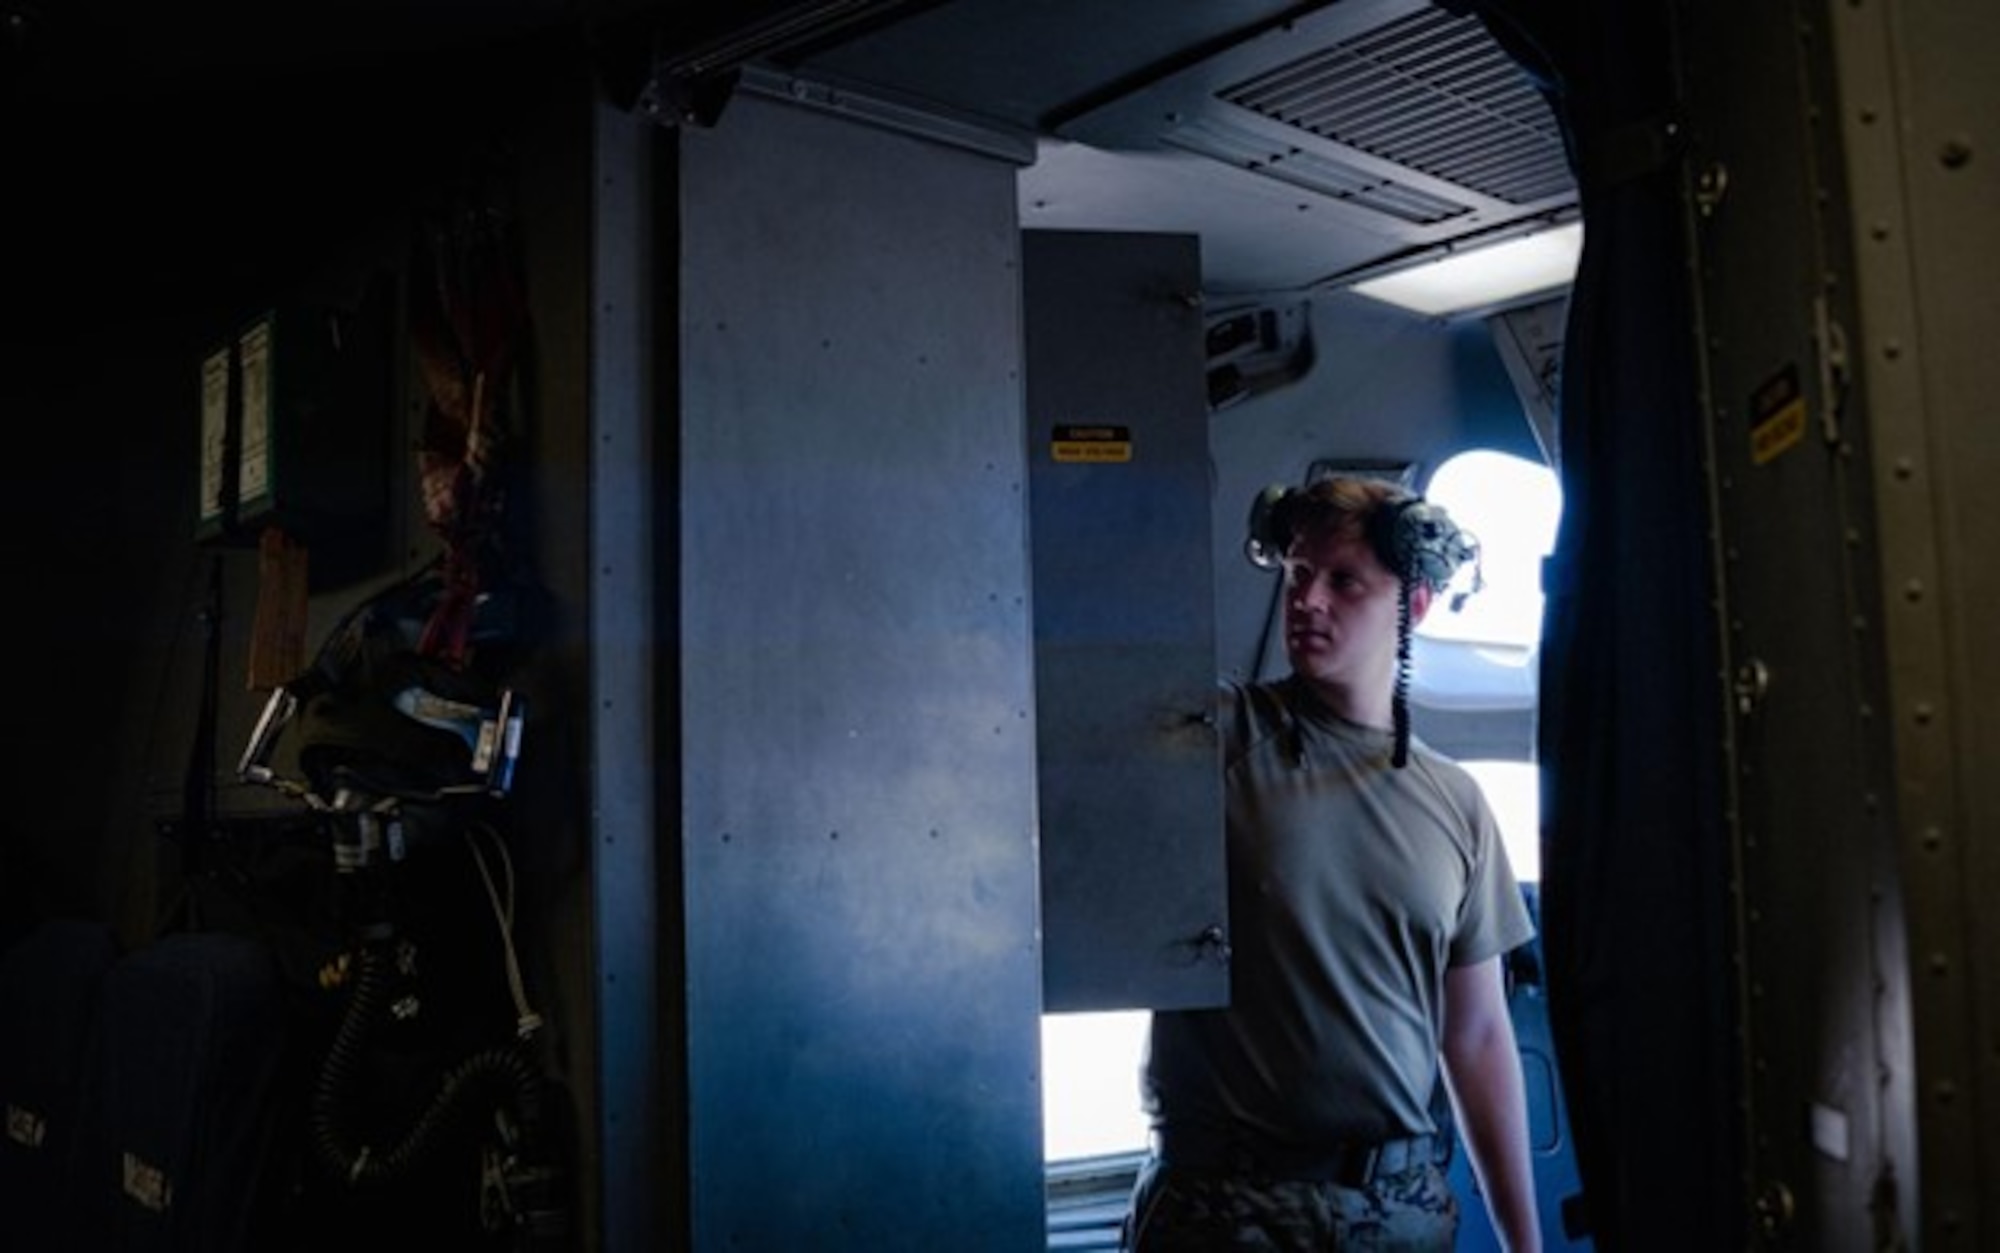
[5,1103,46,1148]
[1051,424,1132,464]
[122,1151,173,1212]
[1749,364,1807,466]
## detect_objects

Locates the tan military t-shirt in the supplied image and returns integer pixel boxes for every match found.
[1144,677,1534,1151]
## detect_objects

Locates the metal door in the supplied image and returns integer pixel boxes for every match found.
[1024,230,1227,1013]
[678,90,1044,1252]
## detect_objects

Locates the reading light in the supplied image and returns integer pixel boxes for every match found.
[1349,222,1583,317]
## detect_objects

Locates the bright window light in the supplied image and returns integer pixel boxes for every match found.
[1041,1010,1150,1162]
[1418,450,1563,649]
[1351,222,1582,317]
[1461,760,1541,883]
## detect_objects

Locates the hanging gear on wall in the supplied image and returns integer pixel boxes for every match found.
[240,169,542,822]
[225,173,564,1248]
[408,183,531,671]
[234,560,554,1231]
[238,565,530,817]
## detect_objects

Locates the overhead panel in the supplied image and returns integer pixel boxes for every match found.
[1057,0,1576,268]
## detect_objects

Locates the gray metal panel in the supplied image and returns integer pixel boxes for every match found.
[791,1,1579,296]
[679,93,1043,1252]
[1024,229,1226,1013]
[1830,1,2000,1245]
[590,96,666,1253]
[1052,0,1576,268]
[1682,3,1917,1246]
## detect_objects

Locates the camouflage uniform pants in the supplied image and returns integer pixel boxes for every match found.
[1122,1155,1460,1252]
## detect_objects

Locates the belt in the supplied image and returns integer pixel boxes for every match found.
[1151,1126,1441,1188]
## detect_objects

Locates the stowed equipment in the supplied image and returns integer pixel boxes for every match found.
[238,564,563,1246]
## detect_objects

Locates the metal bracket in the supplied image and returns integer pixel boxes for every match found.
[1734,658,1772,716]
[1695,161,1730,218]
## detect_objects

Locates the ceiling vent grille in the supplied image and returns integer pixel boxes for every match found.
[1164,115,1472,225]
[1218,6,1573,207]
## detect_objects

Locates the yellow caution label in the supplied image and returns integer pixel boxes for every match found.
[1749,364,1807,466]
[1051,424,1132,463]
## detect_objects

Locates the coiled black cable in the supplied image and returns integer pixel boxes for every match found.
[1392,569,1414,769]
[310,941,542,1188]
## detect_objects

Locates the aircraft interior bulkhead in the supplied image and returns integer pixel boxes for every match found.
[2,1,1994,1251]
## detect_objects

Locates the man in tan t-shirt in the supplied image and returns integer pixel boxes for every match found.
[1126,476,1543,1253]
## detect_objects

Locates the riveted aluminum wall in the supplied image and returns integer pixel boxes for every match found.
[1679,4,1915,1248]
[1683,0,1999,1246]
[1828,1,1999,1246]
[677,90,1043,1251]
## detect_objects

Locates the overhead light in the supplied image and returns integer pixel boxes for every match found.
[1349,222,1583,317]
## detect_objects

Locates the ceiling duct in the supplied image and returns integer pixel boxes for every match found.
[1163,114,1471,226]
[1218,6,1573,208]
[1058,0,1574,254]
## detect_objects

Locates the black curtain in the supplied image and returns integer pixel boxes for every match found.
[1462,2,1742,1248]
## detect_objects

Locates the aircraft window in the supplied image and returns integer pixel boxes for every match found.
[1042,1009,1150,1162]
[1416,450,1551,880]
[1461,759,1542,884]
[1416,450,1563,649]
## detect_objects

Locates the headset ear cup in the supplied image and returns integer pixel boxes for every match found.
[1245,485,1292,569]
[1383,497,1479,594]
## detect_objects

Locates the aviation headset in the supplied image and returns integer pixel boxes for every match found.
[1245,480,1482,767]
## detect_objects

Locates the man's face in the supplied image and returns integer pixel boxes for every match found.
[1280,525,1409,694]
